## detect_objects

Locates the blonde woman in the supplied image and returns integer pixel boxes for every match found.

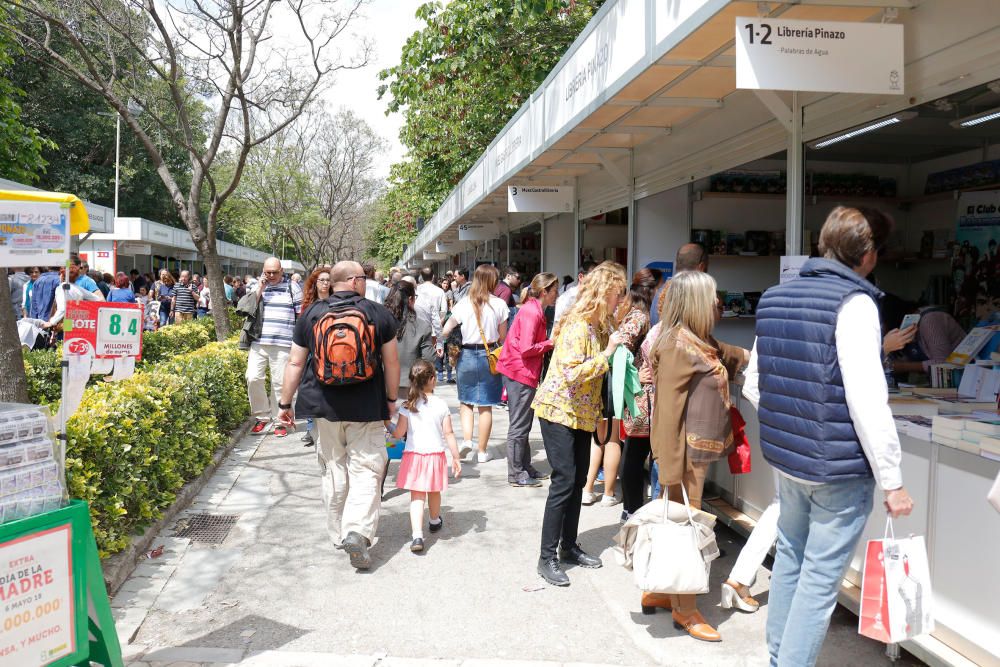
[442,264,509,463]
[645,270,749,641]
[532,261,627,587]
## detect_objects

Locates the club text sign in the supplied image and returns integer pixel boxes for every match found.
[508,186,575,213]
[736,18,904,95]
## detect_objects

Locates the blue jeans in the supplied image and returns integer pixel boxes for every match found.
[159,309,171,327]
[767,474,876,667]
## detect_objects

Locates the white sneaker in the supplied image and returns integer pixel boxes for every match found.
[582,491,599,505]
[459,441,473,460]
[477,450,493,463]
[599,494,621,507]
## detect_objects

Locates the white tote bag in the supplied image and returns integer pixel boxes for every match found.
[632,486,715,595]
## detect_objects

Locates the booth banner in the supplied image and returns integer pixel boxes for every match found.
[0,524,75,666]
[458,222,498,241]
[735,18,904,95]
[0,201,70,269]
[63,302,144,360]
[508,186,575,213]
[954,190,1000,323]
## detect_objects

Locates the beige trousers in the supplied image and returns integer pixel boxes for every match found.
[245,342,289,420]
[315,419,387,547]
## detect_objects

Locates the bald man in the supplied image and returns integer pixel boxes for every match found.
[278,260,400,570]
[650,243,709,326]
[246,257,303,438]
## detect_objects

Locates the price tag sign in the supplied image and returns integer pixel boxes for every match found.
[96,307,141,357]
[64,302,144,360]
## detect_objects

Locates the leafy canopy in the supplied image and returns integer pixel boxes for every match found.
[366,0,602,267]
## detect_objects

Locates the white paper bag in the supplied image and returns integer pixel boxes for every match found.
[859,519,935,643]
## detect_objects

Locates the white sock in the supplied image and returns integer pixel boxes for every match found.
[429,517,442,526]
[413,530,424,540]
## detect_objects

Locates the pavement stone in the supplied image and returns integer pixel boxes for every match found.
[116,383,920,667]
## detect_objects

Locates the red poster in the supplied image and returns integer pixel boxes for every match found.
[63,302,144,360]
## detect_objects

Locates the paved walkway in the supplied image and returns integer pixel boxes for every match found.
[113,384,912,667]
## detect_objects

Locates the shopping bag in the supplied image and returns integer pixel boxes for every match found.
[728,406,752,474]
[631,486,717,594]
[859,518,935,643]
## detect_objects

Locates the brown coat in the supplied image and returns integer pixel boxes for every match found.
[650,325,748,487]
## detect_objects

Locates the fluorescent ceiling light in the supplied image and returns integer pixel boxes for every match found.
[950,106,1000,128]
[809,111,917,149]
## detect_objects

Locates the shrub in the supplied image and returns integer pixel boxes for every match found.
[61,340,249,556]
[23,349,63,407]
[139,317,215,365]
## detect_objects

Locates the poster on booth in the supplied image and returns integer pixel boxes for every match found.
[0,201,70,269]
[63,301,144,360]
[0,524,75,666]
[954,190,1000,324]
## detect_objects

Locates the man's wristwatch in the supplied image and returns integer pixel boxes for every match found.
[278,401,292,410]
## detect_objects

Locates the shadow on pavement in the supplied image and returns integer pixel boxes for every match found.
[152,613,307,653]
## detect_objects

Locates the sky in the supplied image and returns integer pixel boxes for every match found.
[324,1,425,178]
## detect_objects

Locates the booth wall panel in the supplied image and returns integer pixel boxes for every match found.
[634,186,689,270]
[544,213,576,282]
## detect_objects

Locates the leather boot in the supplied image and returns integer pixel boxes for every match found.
[672,609,721,642]
[640,592,672,615]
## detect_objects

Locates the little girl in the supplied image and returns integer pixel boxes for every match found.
[389,359,462,553]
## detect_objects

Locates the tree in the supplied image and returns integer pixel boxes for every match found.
[2,0,370,340]
[368,0,602,266]
[221,109,386,272]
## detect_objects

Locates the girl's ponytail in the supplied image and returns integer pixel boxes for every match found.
[403,359,436,413]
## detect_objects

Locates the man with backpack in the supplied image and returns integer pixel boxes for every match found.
[277,260,400,570]
[246,257,303,437]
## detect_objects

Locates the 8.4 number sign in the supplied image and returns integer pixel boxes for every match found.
[64,301,144,359]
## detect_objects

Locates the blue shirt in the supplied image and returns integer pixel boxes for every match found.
[107,288,137,304]
[75,274,99,294]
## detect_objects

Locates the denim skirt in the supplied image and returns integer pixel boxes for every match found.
[456,347,502,406]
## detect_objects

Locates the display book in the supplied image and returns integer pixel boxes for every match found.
[0,402,67,523]
[928,412,1000,460]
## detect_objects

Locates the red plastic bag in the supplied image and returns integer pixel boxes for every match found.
[728,406,752,474]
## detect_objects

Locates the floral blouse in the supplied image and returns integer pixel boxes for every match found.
[617,307,650,354]
[532,319,609,432]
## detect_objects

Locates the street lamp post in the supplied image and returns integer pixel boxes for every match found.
[96,111,122,219]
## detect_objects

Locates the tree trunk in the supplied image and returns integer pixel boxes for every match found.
[0,272,30,403]
[200,247,231,342]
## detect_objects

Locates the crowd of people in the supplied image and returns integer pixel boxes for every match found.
[236,205,917,666]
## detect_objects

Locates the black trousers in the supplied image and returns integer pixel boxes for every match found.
[538,418,591,560]
[620,436,651,515]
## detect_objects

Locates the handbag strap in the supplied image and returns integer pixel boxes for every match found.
[472,301,493,354]
[884,515,895,541]
[662,482,699,527]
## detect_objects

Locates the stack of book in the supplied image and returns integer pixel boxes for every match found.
[930,413,1000,457]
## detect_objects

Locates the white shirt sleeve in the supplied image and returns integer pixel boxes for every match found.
[741,339,760,411]
[836,293,903,491]
[554,286,575,323]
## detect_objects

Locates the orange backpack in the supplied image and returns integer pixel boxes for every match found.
[312,303,378,385]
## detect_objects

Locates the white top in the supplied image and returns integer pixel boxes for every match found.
[743,292,903,491]
[451,295,508,345]
[415,281,447,341]
[399,395,452,454]
[48,281,104,327]
[365,279,388,305]
[553,284,579,323]
[198,287,211,309]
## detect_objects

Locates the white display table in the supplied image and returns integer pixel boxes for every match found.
[706,390,1000,666]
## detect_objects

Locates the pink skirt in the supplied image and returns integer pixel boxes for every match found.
[396,451,448,493]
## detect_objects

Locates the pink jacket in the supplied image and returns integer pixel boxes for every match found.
[496,298,553,388]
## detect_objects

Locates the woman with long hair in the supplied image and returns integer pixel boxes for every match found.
[298,266,332,447]
[496,272,559,488]
[441,264,509,463]
[611,268,661,520]
[531,261,626,587]
[154,270,175,327]
[385,280,436,399]
[582,268,661,508]
[643,270,749,641]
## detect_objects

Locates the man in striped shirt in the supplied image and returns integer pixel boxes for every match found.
[171,271,199,322]
[246,257,304,437]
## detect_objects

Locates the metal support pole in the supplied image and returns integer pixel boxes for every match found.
[627,149,636,276]
[574,177,581,275]
[114,115,121,220]
[786,92,804,255]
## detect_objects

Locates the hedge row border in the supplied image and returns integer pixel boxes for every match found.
[101,416,255,597]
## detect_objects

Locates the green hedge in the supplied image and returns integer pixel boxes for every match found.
[24,309,246,406]
[64,341,249,556]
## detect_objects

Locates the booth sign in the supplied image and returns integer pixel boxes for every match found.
[64,302,144,359]
[508,186,575,213]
